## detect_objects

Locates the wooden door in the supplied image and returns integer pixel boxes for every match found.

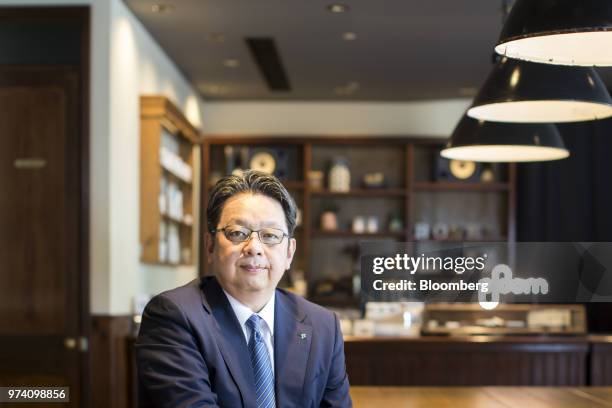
[0,67,86,407]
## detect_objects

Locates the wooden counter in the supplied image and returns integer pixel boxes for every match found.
[350,387,612,408]
[344,335,612,386]
[125,334,612,408]
[590,336,612,386]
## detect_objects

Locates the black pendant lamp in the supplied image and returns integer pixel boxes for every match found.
[496,0,612,66]
[467,57,612,123]
[441,115,569,162]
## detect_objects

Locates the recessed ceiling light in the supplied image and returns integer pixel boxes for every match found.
[223,59,240,68]
[151,4,175,13]
[207,33,226,44]
[327,3,349,13]
[342,32,357,41]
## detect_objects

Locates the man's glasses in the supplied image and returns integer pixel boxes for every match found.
[212,224,289,245]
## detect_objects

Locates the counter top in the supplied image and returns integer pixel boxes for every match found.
[344,334,612,343]
[349,387,612,407]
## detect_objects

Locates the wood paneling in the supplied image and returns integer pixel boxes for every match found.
[591,336,612,386]
[345,336,589,386]
[125,333,612,401]
[140,116,163,262]
[90,316,133,408]
[0,83,69,334]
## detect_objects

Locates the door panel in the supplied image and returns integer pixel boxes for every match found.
[0,67,83,407]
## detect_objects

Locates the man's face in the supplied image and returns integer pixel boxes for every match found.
[206,192,296,303]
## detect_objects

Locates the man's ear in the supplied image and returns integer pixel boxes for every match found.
[205,232,215,264]
[285,237,297,270]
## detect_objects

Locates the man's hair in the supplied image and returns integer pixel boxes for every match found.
[207,170,298,236]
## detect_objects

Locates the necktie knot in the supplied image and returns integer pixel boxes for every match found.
[246,314,263,332]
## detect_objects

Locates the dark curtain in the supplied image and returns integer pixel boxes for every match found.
[517,117,612,332]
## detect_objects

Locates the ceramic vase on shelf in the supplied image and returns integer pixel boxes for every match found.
[352,216,366,233]
[328,157,350,192]
[367,216,379,233]
[321,211,338,231]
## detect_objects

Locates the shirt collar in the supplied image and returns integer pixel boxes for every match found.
[223,290,275,335]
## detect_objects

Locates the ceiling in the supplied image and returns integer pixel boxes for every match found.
[124,0,612,101]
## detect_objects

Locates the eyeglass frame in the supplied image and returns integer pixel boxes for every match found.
[211,224,290,246]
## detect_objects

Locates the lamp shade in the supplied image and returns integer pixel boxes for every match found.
[496,0,612,66]
[441,115,569,162]
[467,57,612,123]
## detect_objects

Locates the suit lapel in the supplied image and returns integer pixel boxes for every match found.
[274,291,312,406]
[200,278,257,408]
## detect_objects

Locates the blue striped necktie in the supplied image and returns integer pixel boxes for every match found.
[246,314,276,408]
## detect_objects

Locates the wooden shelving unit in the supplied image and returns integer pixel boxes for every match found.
[311,230,406,238]
[140,96,200,266]
[310,188,407,197]
[413,181,510,191]
[206,178,305,193]
[412,237,508,243]
[308,296,360,308]
[200,137,516,307]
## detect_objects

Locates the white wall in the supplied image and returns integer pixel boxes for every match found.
[108,0,204,314]
[202,100,471,137]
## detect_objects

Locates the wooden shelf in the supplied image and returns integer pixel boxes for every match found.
[411,237,508,243]
[161,166,193,186]
[282,180,305,190]
[312,230,405,239]
[161,213,194,228]
[207,180,305,191]
[310,188,406,197]
[140,96,199,266]
[413,182,509,191]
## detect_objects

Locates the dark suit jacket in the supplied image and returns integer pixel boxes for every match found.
[136,276,352,408]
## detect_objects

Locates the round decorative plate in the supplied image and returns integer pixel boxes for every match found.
[449,159,476,180]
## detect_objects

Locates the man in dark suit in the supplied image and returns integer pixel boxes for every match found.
[136,170,352,407]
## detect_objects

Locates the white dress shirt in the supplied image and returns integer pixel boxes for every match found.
[223,290,275,373]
